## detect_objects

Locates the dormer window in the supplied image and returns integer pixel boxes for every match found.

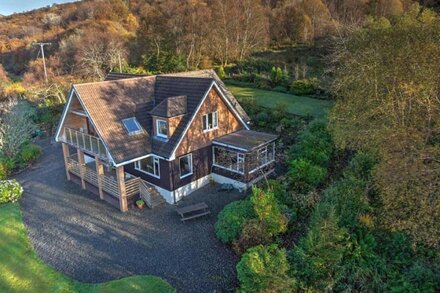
[122,117,143,135]
[203,111,218,132]
[156,119,168,138]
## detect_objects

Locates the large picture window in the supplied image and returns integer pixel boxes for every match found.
[179,154,193,178]
[202,111,218,131]
[135,156,160,178]
[156,119,168,138]
[213,147,245,174]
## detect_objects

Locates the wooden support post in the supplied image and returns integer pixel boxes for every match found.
[77,150,86,190]
[62,143,71,181]
[116,166,128,212]
[95,156,104,200]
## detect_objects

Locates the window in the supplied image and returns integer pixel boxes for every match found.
[250,142,276,173]
[179,154,193,178]
[203,111,218,131]
[213,146,245,174]
[156,119,168,138]
[122,117,143,135]
[135,156,160,178]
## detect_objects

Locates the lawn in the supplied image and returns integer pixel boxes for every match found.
[226,84,333,118]
[0,203,175,293]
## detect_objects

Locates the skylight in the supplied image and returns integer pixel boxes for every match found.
[122,117,143,135]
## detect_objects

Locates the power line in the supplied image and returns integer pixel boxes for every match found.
[33,42,52,83]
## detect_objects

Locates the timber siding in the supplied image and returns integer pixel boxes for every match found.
[174,88,243,157]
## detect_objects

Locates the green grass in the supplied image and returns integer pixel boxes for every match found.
[227,84,333,118]
[0,203,175,293]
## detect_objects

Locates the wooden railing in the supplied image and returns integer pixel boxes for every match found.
[139,180,153,208]
[63,127,107,159]
[67,157,139,198]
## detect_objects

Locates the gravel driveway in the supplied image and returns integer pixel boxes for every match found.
[17,139,246,292]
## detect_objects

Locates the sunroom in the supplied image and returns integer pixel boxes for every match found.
[212,130,278,188]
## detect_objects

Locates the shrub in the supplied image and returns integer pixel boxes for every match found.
[289,203,349,291]
[255,111,270,127]
[216,65,225,79]
[19,143,42,165]
[270,66,283,86]
[272,85,287,93]
[237,244,293,292]
[250,187,288,237]
[289,159,327,194]
[233,219,271,255]
[215,199,255,243]
[289,120,333,167]
[0,179,23,203]
[289,78,319,95]
[0,157,16,180]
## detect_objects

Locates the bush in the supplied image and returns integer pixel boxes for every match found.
[290,120,333,167]
[250,187,288,237]
[237,244,293,292]
[0,179,23,203]
[289,159,327,194]
[215,199,255,243]
[289,203,349,291]
[272,85,287,93]
[233,219,271,255]
[216,65,225,79]
[0,157,16,180]
[270,67,283,86]
[289,78,319,95]
[19,143,42,165]
[255,111,270,127]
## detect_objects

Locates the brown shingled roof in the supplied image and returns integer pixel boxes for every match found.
[73,77,155,164]
[62,70,251,165]
[150,95,187,118]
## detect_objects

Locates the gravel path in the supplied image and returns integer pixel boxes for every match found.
[17,139,246,292]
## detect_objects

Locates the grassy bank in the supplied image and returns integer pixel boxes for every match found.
[227,84,332,118]
[0,203,175,293]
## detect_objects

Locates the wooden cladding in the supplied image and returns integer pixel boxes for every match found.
[175,88,243,157]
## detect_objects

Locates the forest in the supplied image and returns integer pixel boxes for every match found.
[0,0,439,292]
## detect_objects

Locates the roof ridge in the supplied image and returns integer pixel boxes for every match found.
[73,75,155,87]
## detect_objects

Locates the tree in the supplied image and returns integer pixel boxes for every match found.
[237,244,293,292]
[329,5,440,247]
[0,99,36,158]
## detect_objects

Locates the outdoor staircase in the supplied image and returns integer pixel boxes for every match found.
[139,180,165,209]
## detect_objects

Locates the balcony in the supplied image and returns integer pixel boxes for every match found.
[62,127,107,160]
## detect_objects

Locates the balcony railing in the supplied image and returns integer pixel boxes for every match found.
[63,127,107,159]
[67,156,140,198]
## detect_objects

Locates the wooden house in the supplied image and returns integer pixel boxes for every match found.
[55,70,277,212]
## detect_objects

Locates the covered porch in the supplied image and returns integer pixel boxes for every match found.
[59,127,162,211]
[212,130,278,188]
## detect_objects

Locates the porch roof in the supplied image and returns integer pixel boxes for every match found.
[213,130,278,152]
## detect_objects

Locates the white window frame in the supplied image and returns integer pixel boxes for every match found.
[179,153,193,179]
[156,119,168,138]
[135,156,160,178]
[203,111,218,132]
[122,117,143,135]
[212,146,245,175]
[249,142,276,174]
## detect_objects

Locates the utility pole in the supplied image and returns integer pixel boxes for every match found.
[33,42,52,83]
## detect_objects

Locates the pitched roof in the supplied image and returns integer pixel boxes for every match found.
[60,70,250,165]
[150,95,187,118]
[213,130,278,151]
[151,76,215,158]
[163,70,250,123]
[73,77,155,164]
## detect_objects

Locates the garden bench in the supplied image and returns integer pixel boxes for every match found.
[176,202,211,222]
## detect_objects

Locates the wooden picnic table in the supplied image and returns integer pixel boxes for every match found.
[176,202,210,222]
